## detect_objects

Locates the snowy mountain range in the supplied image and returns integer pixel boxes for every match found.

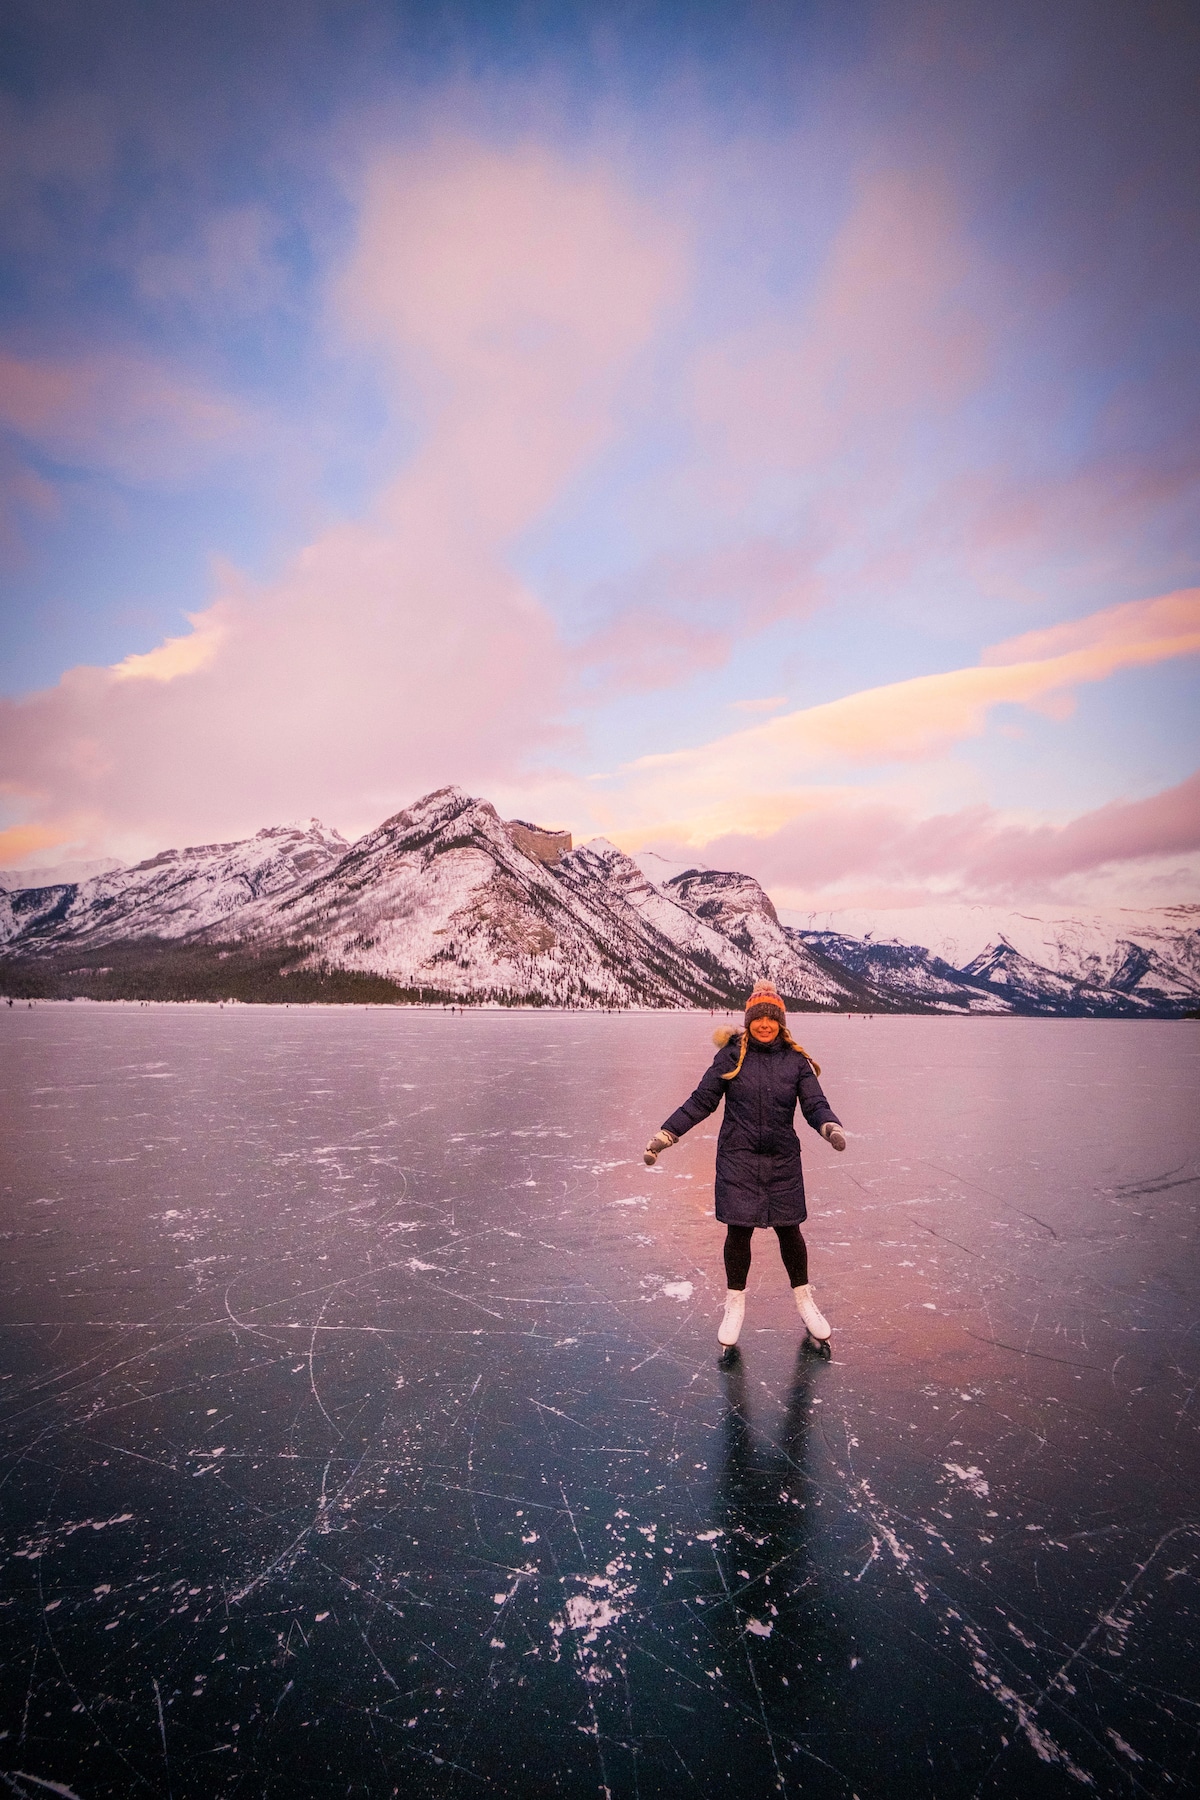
[1,786,1197,1015]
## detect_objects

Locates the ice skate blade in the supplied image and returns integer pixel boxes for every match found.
[804,1332,832,1360]
[718,1345,741,1368]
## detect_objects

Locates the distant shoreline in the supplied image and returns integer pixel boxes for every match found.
[4,997,1194,1020]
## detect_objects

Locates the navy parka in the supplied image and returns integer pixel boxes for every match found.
[661,1033,840,1227]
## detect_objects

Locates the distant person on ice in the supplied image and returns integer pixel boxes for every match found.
[643,980,846,1351]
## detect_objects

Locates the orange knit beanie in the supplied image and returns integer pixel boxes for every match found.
[744,979,786,1027]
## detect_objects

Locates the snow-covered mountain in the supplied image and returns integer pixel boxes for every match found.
[1077,906,1200,1008]
[0,821,348,952]
[959,940,1091,1010]
[1,787,1196,1014]
[792,931,1013,1014]
[793,901,1200,1008]
[559,841,868,1009]
[226,790,742,1008]
[0,856,121,889]
[631,848,711,886]
[661,868,867,1009]
[794,904,1200,1017]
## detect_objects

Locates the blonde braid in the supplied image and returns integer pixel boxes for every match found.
[720,1030,749,1081]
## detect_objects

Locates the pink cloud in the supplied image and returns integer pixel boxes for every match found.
[0,438,59,559]
[964,458,1200,591]
[553,164,996,680]
[691,167,987,487]
[340,141,684,539]
[647,770,1200,907]
[577,538,822,693]
[966,773,1200,887]
[640,143,1196,661]
[0,140,684,860]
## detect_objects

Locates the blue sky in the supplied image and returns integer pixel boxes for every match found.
[1,0,1197,921]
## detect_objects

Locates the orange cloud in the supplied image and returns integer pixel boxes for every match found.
[597,588,1200,841]
[982,588,1200,668]
[110,604,231,683]
[0,821,72,866]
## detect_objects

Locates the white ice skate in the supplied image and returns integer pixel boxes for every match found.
[794,1284,831,1356]
[717,1290,746,1347]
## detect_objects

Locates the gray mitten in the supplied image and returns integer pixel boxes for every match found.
[821,1121,847,1152]
[644,1129,677,1166]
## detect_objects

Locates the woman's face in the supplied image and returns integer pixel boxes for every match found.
[749,1016,780,1043]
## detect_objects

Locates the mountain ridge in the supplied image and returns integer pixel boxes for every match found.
[2,786,1196,1015]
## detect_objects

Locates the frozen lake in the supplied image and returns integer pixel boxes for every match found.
[1,1006,1198,1798]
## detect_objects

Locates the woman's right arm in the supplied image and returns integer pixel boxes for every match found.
[661,1048,733,1140]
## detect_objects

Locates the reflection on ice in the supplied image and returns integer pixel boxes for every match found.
[0,1006,1197,1797]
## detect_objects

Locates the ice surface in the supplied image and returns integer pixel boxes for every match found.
[1,1006,1198,1798]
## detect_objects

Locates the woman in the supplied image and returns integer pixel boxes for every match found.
[644,980,846,1350]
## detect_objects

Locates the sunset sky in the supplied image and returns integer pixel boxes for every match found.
[1,0,1197,927]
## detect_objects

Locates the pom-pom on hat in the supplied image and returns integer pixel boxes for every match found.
[744,979,786,1028]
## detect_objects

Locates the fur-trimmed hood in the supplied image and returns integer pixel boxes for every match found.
[711,1022,821,1075]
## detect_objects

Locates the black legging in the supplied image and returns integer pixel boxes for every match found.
[723,1224,808,1292]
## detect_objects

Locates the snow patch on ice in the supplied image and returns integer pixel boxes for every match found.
[565,1594,624,1638]
[944,1462,990,1499]
[14,1512,134,1558]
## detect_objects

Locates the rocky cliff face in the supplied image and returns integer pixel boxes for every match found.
[662,868,869,1008]
[556,841,870,1009]
[2,787,1197,1014]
